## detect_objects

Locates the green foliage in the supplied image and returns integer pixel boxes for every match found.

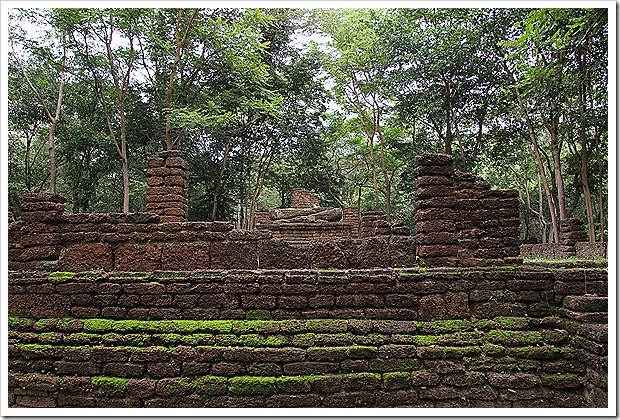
[7,6,608,236]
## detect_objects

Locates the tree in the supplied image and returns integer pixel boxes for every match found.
[9,9,69,194]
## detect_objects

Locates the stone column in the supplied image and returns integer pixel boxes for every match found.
[255,206,271,226]
[17,193,66,268]
[414,153,458,267]
[559,218,588,257]
[146,150,189,223]
[342,206,360,237]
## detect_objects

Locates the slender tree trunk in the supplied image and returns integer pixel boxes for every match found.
[511,85,559,242]
[538,173,547,243]
[576,67,596,242]
[376,127,391,220]
[445,104,452,155]
[549,121,567,221]
[500,60,559,242]
[595,132,605,242]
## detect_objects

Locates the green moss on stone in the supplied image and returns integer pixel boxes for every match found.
[355,333,389,346]
[292,333,316,347]
[38,332,64,343]
[91,376,128,397]
[487,330,543,346]
[482,343,506,356]
[193,376,228,395]
[304,319,349,333]
[229,376,276,395]
[101,333,123,344]
[56,318,84,331]
[275,376,312,393]
[19,343,52,352]
[246,310,271,320]
[214,334,239,346]
[34,319,58,330]
[494,317,529,330]
[238,334,284,348]
[47,272,76,282]
[83,319,114,333]
[164,378,195,395]
[232,320,279,334]
[78,271,102,280]
[9,316,32,329]
[383,371,411,382]
[346,346,377,359]
[410,335,439,346]
[109,273,151,281]
[540,373,586,388]
[507,345,561,359]
[474,320,497,331]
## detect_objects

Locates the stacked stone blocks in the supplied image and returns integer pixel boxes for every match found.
[559,218,588,257]
[342,206,360,237]
[146,150,189,223]
[413,154,458,267]
[413,153,522,267]
[9,193,67,270]
[454,172,521,266]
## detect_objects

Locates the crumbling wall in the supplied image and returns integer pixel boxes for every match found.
[413,154,521,267]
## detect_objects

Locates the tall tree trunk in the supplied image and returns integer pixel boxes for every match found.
[549,122,567,221]
[595,131,605,242]
[501,60,559,243]
[13,34,66,194]
[376,126,391,220]
[211,135,231,221]
[445,104,452,155]
[538,173,548,243]
[576,59,596,242]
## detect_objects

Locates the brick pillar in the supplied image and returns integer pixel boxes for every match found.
[146,150,188,223]
[342,206,360,237]
[414,153,458,267]
[360,211,386,238]
[255,205,270,225]
[454,172,521,266]
[560,218,588,257]
[17,193,66,268]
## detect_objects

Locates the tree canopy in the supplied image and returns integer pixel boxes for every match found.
[6,7,609,243]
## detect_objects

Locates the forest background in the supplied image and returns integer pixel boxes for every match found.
[5,6,610,244]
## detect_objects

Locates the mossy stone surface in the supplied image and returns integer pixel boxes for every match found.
[276,376,312,393]
[47,272,76,282]
[487,330,543,346]
[228,376,276,395]
[91,376,128,397]
[494,317,529,330]
[193,376,228,395]
[346,346,378,359]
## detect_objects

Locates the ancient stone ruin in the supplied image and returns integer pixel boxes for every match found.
[7,152,608,409]
[255,188,356,242]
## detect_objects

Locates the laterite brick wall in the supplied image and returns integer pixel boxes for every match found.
[8,265,608,408]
